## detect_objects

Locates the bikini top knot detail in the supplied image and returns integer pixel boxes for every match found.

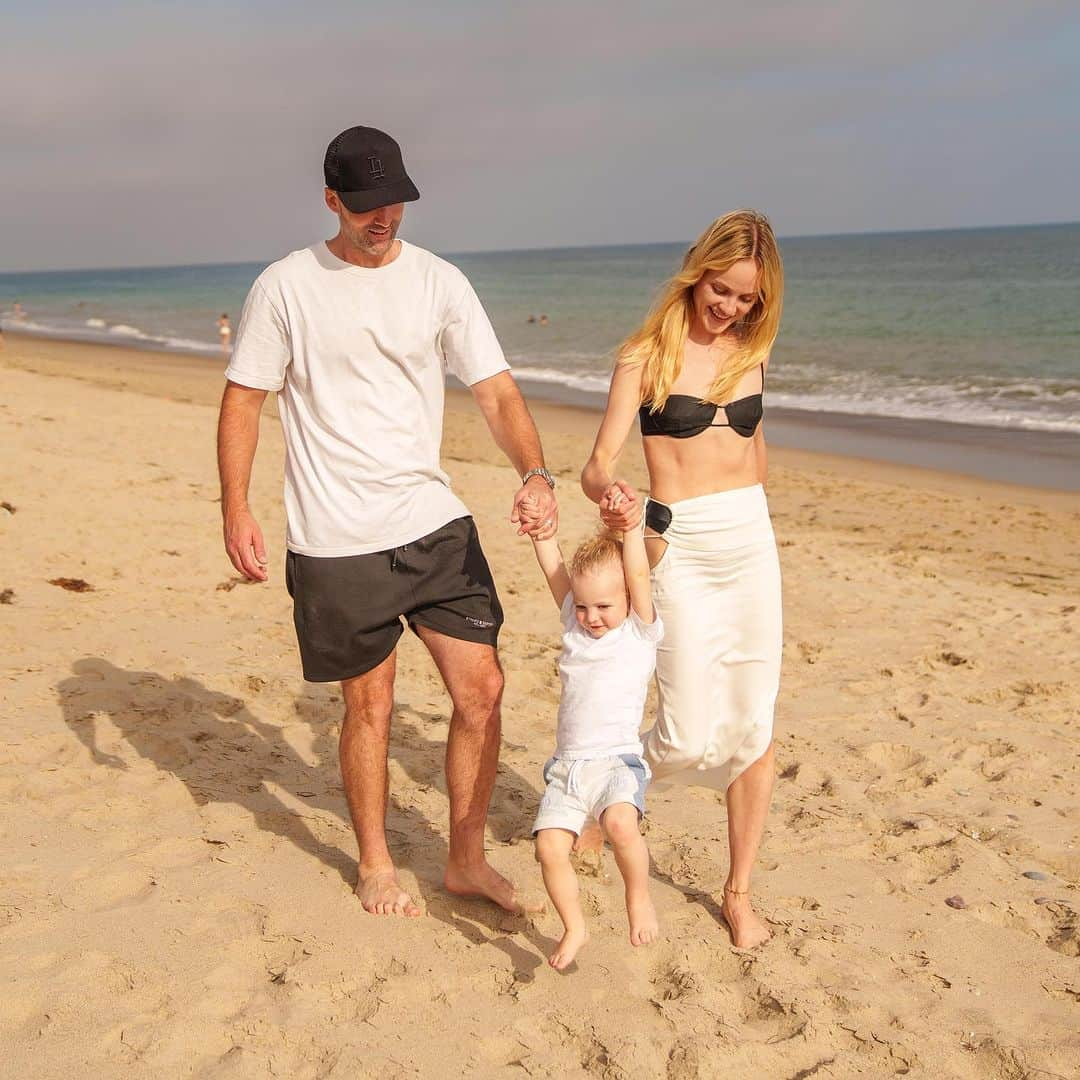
[639,364,765,440]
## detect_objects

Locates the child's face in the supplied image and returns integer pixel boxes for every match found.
[571,563,629,638]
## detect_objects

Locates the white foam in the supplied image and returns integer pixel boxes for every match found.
[6,318,1078,433]
[767,390,1080,433]
[510,364,610,395]
[512,359,1080,433]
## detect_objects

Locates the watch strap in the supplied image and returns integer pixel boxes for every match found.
[522,467,556,489]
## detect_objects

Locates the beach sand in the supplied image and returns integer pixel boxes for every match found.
[2,336,1078,1078]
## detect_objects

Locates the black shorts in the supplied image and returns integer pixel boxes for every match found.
[285,516,503,682]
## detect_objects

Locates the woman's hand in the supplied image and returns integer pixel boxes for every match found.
[599,480,642,532]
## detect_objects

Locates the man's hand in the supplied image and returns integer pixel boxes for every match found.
[599,480,642,533]
[224,506,269,581]
[511,477,558,540]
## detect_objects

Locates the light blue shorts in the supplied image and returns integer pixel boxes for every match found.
[532,754,651,836]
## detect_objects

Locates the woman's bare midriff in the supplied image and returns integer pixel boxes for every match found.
[641,433,761,569]
[643,431,760,506]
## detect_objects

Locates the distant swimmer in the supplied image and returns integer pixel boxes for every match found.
[527,314,537,324]
[13,301,25,321]
[218,313,232,352]
[539,314,549,326]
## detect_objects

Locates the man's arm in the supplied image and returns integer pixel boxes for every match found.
[217,381,270,581]
[469,371,558,539]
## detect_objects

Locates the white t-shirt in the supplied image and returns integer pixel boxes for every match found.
[554,593,664,760]
[225,240,509,556]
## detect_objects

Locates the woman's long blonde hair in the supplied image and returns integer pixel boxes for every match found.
[621,210,784,410]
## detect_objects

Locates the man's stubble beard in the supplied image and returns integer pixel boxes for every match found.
[352,220,399,256]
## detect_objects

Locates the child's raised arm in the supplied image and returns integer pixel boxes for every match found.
[531,535,571,609]
[610,489,654,623]
[522,492,571,608]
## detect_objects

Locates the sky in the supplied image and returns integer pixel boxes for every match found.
[2,0,1078,272]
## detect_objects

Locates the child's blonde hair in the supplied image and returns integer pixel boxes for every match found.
[570,530,624,578]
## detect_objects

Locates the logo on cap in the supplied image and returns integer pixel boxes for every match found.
[368,156,385,180]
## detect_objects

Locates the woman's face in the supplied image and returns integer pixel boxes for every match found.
[690,258,760,339]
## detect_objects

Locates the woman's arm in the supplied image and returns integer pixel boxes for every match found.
[581,360,644,504]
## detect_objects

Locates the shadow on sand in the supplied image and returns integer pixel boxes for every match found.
[57,657,557,969]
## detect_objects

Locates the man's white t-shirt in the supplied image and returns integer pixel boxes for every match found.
[554,593,665,760]
[225,240,509,556]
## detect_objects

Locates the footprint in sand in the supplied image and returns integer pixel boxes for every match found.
[66,870,158,913]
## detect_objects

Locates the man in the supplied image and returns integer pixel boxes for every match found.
[217,126,558,917]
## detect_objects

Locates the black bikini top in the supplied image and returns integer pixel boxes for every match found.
[639,364,765,439]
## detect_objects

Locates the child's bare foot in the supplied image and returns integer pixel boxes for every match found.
[627,889,658,946]
[549,924,589,970]
[355,867,422,917]
[720,886,771,948]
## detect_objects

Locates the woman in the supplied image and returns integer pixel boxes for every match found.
[581,210,784,948]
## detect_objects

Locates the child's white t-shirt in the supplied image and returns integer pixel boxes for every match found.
[554,593,664,760]
[225,240,509,556]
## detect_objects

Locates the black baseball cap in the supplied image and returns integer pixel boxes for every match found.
[323,126,420,213]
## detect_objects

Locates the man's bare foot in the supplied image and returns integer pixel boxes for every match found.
[549,925,589,970]
[627,889,659,946]
[720,887,771,948]
[355,867,422,917]
[444,860,544,914]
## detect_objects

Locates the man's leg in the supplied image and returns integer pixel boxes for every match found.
[340,650,421,916]
[413,626,537,913]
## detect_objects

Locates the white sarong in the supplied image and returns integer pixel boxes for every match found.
[642,483,783,790]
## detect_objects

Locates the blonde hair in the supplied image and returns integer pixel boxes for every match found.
[620,209,784,411]
[570,530,623,579]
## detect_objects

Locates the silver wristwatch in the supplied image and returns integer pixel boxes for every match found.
[522,467,556,489]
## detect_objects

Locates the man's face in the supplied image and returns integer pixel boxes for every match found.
[325,190,404,258]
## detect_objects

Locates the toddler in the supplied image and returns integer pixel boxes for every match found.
[526,486,662,970]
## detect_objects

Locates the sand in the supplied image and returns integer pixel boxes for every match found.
[1,336,1078,1079]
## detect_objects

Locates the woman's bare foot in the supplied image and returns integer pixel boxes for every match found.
[549,925,589,970]
[355,867,422,917]
[571,820,607,877]
[573,820,604,855]
[627,888,659,946]
[720,886,771,948]
[445,860,544,914]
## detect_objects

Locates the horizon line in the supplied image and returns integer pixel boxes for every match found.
[1,218,1077,279]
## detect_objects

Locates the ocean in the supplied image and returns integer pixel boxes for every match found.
[2,223,1078,436]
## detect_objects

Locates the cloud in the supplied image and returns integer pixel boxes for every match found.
[1,1,1078,269]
